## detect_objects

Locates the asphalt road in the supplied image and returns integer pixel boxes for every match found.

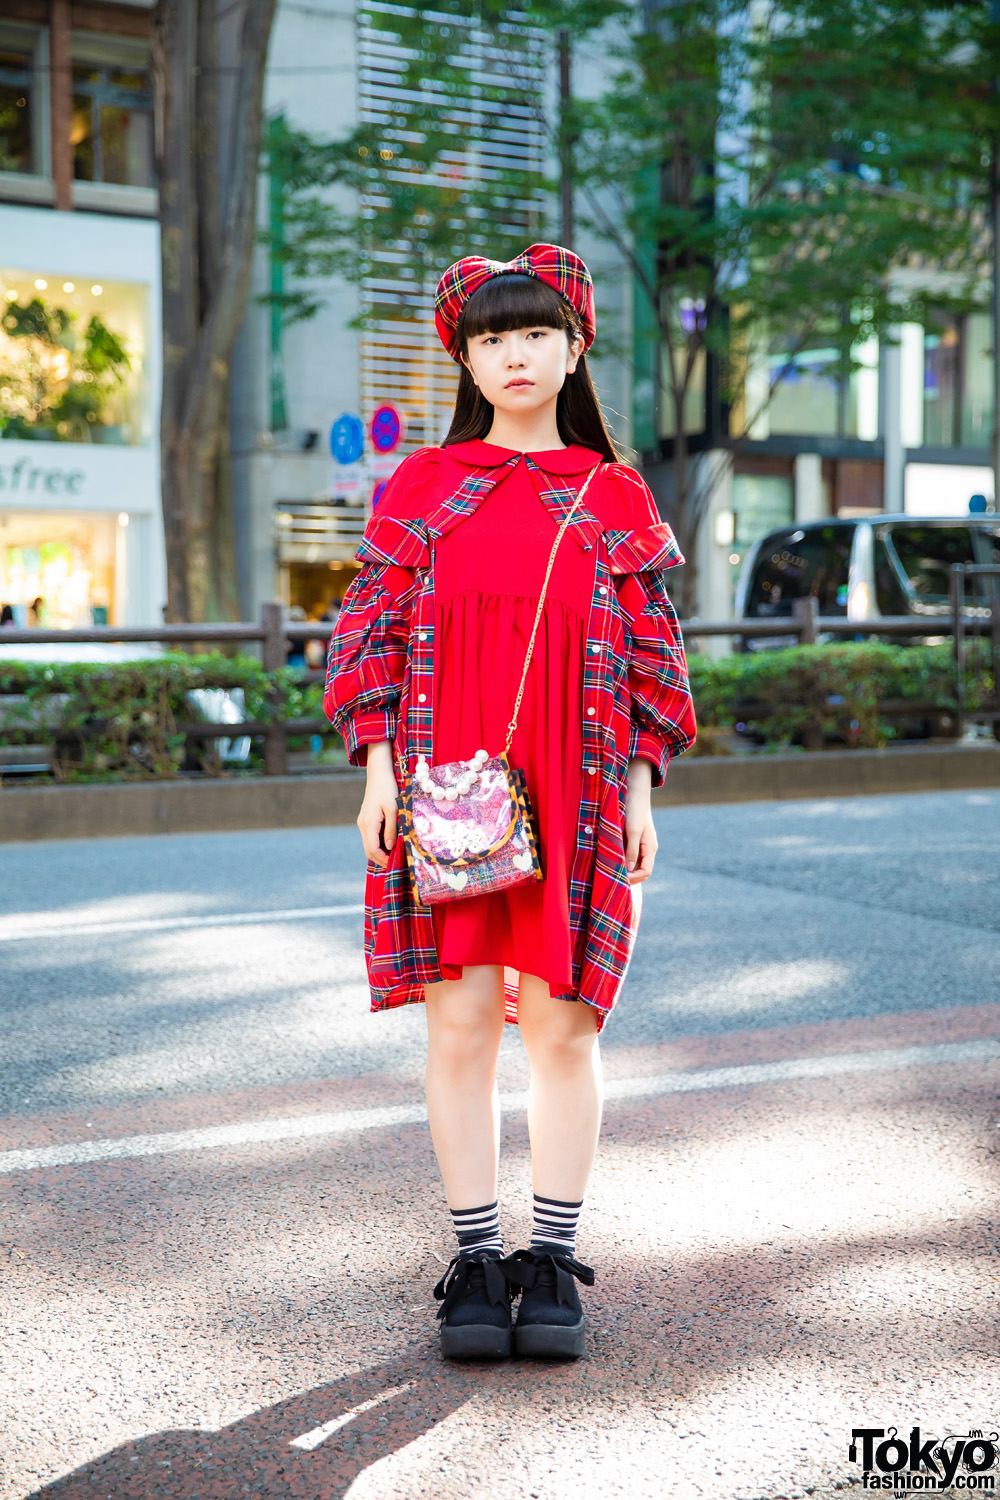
[1,789,998,1500]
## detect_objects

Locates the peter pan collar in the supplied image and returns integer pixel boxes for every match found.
[444,439,603,475]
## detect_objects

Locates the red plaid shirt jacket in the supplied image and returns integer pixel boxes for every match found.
[323,446,697,1027]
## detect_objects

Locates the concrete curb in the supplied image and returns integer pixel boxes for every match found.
[1,744,999,843]
[649,742,1000,805]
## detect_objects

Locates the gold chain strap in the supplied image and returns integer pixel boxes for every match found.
[503,462,603,754]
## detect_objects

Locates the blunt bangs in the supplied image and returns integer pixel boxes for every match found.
[457,273,577,349]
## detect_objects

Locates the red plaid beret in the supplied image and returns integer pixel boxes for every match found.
[434,242,596,362]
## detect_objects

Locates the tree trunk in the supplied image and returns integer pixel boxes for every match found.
[152,0,277,623]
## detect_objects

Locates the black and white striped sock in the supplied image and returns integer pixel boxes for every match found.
[530,1193,583,1255]
[450,1200,503,1258]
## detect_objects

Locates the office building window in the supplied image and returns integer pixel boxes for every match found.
[739,330,878,442]
[72,59,153,188]
[960,312,991,448]
[766,343,840,437]
[923,313,960,447]
[922,310,992,449]
[0,27,42,176]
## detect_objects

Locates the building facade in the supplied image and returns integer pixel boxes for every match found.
[635,258,996,625]
[233,0,632,625]
[0,0,165,628]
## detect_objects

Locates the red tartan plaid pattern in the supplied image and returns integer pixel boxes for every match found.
[434,242,597,361]
[323,456,696,1029]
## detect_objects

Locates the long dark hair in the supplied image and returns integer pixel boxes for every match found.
[442,274,623,461]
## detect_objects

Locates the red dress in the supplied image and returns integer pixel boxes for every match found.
[430,439,597,994]
[324,437,696,1028]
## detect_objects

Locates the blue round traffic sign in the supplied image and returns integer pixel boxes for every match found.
[330,412,365,465]
[370,403,405,454]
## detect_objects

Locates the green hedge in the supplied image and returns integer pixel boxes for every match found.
[0,641,993,781]
[689,641,992,749]
[0,653,336,781]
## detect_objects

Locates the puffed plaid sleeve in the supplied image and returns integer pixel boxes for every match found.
[322,448,439,764]
[604,464,696,785]
[615,567,696,784]
[323,561,418,765]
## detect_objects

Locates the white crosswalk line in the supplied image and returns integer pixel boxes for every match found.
[1,1036,996,1177]
[0,904,364,943]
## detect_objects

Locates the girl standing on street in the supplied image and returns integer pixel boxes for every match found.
[325,244,696,1361]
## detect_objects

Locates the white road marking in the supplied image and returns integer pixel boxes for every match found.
[1,1036,996,1178]
[289,1382,415,1450]
[0,904,364,944]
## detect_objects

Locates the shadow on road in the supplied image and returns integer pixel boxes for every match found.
[28,1350,472,1499]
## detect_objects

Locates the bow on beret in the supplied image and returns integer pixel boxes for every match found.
[434,242,596,362]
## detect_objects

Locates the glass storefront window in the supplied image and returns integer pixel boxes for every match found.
[0,270,150,445]
[71,62,154,188]
[0,42,35,174]
[0,510,117,627]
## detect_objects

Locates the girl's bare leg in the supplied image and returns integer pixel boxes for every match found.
[516,973,602,1202]
[424,965,506,1209]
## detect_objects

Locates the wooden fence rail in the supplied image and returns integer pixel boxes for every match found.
[1,592,996,774]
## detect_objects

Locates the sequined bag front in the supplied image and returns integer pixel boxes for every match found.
[397,462,601,907]
[397,750,541,905]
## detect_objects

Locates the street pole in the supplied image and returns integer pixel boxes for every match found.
[558,28,573,249]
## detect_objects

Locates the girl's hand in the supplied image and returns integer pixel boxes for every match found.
[624,757,658,885]
[358,740,398,867]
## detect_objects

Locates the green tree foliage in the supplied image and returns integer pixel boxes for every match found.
[570,0,1000,612]
[264,2,554,331]
[260,1,1000,618]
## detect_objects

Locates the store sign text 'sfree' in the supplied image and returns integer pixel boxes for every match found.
[0,458,86,495]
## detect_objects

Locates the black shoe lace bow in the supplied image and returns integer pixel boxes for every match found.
[504,1247,595,1305]
[433,1251,511,1321]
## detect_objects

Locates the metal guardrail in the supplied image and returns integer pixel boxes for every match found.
[0,596,996,774]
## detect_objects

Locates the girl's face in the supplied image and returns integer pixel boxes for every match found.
[461,324,585,414]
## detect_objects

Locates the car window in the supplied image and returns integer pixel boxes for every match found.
[873,537,909,615]
[884,526,974,605]
[746,525,854,616]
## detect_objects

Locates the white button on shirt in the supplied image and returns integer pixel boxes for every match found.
[418,694,427,703]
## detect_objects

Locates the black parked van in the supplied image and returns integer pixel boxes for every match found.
[733,515,1000,649]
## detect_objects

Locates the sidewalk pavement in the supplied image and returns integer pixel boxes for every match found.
[1,792,998,1499]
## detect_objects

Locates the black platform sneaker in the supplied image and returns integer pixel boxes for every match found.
[506,1244,595,1359]
[433,1249,514,1360]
